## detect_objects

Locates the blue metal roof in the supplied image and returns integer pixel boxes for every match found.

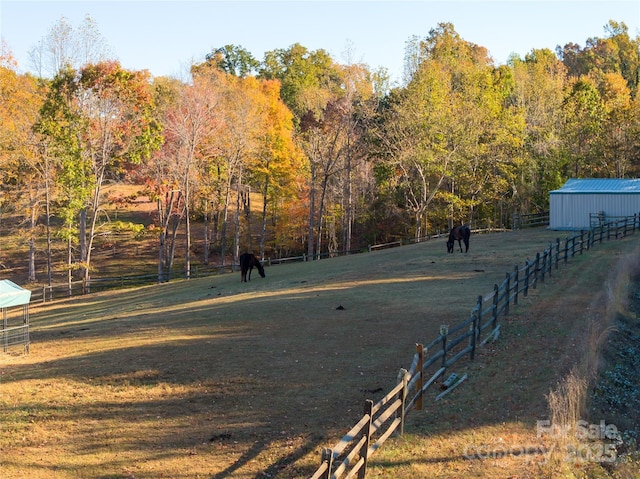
[550,178,640,194]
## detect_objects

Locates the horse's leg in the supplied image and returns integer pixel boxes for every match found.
[458,239,463,253]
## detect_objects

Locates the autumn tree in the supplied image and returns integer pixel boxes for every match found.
[510,48,567,212]
[36,61,162,290]
[0,52,51,283]
[246,79,304,259]
[149,73,223,280]
[558,20,640,92]
[376,23,518,235]
[260,43,353,258]
[560,76,605,178]
[337,58,376,253]
[594,72,637,177]
[260,43,341,121]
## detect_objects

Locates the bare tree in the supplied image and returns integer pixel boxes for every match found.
[159,76,222,278]
[28,15,112,78]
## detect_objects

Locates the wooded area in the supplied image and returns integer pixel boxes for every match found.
[1,18,639,290]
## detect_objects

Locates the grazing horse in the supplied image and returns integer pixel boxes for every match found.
[239,253,265,282]
[446,225,471,253]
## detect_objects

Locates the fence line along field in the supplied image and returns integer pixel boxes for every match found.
[0,227,636,478]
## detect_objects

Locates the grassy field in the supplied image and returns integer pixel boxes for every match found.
[1,227,639,478]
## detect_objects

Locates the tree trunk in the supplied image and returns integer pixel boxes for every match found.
[234,183,241,264]
[185,201,191,279]
[203,200,210,265]
[315,172,330,259]
[79,208,87,293]
[45,162,52,287]
[307,164,316,260]
[28,199,36,283]
[344,133,352,254]
[260,175,269,260]
[67,236,72,297]
[220,183,232,268]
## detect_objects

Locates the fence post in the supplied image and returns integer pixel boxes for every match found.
[398,369,409,436]
[469,310,478,360]
[491,284,499,330]
[513,265,519,306]
[563,236,568,264]
[535,252,541,286]
[440,325,449,374]
[504,272,510,316]
[570,236,576,258]
[579,231,584,254]
[320,448,333,479]
[547,244,552,274]
[524,260,530,297]
[357,399,374,479]
[415,344,424,411]
[475,295,483,341]
[555,238,560,269]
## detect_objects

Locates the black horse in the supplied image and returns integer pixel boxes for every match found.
[239,253,265,282]
[446,225,471,253]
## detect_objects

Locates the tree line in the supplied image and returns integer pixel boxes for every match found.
[1,18,639,288]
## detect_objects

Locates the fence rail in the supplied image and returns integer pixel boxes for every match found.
[512,211,550,229]
[308,213,640,478]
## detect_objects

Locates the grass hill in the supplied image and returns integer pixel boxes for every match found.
[0,227,638,478]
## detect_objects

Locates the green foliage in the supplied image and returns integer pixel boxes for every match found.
[259,43,343,120]
[110,220,146,237]
[203,44,259,78]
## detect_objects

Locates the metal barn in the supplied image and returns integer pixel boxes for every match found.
[549,178,640,230]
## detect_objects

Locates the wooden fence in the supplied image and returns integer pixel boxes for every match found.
[512,211,550,229]
[308,214,640,479]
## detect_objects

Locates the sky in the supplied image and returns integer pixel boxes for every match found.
[1,0,639,85]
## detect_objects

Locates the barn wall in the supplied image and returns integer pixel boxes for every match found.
[549,193,640,229]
